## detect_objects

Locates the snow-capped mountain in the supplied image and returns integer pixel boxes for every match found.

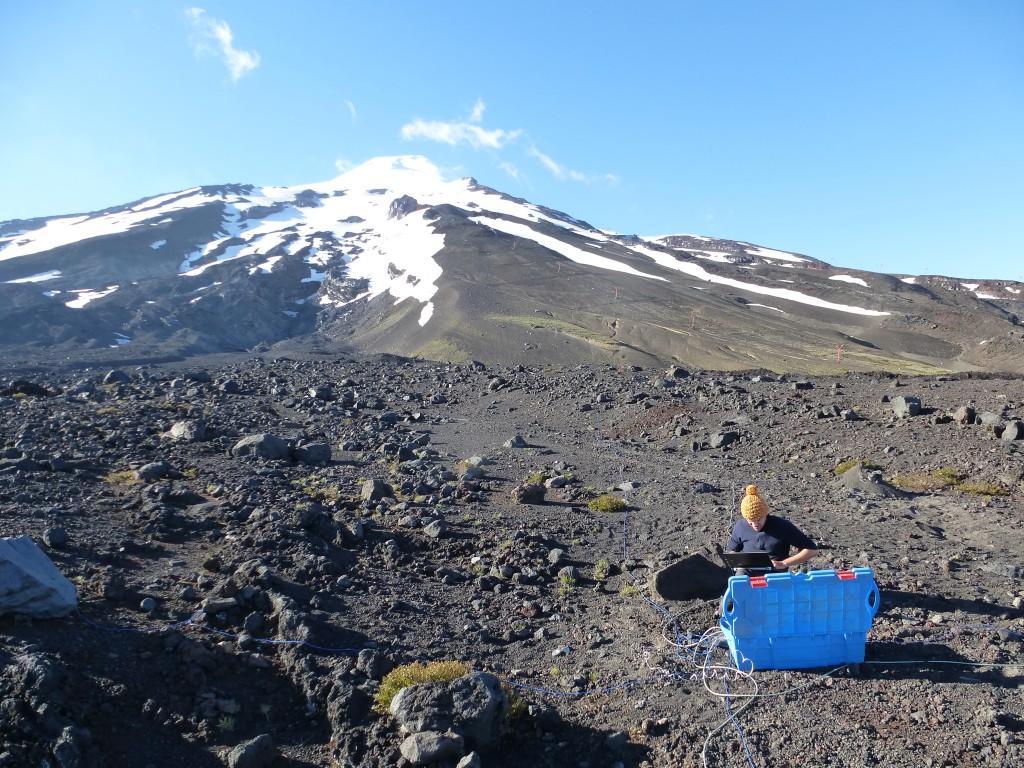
[1,156,1022,374]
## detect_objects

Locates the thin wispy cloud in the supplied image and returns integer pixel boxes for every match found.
[499,161,520,180]
[343,99,357,121]
[526,146,619,185]
[401,100,616,185]
[527,146,586,181]
[469,98,486,124]
[185,7,260,82]
[400,100,520,150]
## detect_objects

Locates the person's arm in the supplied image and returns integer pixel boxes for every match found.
[772,547,817,569]
[726,523,743,552]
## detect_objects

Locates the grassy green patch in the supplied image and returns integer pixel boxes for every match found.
[374,661,469,714]
[292,474,342,504]
[892,467,961,493]
[102,470,141,488]
[956,480,1009,497]
[587,495,628,513]
[891,466,1007,497]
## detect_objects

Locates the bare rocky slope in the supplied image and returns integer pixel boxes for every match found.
[3,156,1024,376]
[2,354,1024,768]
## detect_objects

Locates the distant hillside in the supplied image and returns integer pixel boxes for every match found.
[1,156,1022,374]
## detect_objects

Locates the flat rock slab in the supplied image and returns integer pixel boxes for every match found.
[0,535,78,618]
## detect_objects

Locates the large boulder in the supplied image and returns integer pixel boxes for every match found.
[834,465,910,498]
[166,420,207,442]
[231,434,292,461]
[389,672,508,750]
[892,395,921,418]
[653,552,730,601]
[0,536,78,618]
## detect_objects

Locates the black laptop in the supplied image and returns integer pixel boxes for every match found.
[721,550,775,571]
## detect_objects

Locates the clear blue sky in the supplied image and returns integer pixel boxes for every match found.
[2,1,1021,280]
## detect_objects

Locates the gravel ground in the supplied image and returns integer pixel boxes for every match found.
[1,356,1023,767]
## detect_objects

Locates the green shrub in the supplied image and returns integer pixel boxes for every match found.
[593,559,611,581]
[373,660,468,714]
[103,470,140,488]
[505,686,528,719]
[524,471,549,484]
[893,467,961,492]
[957,480,1008,497]
[588,495,627,513]
[557,573,576,595]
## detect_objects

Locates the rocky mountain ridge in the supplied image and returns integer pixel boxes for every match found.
[2,156,1022,375]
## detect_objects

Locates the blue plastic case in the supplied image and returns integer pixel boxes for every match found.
[719,568,879,670]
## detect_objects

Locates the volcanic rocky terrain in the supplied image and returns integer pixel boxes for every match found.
[4,156,1024,377]
[2,354,1024,768]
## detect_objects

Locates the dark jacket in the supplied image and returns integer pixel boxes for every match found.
[726,515,817,562]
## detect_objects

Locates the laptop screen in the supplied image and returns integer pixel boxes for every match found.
[722,550,775,569]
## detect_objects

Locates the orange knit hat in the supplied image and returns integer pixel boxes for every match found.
[741,485,768,521]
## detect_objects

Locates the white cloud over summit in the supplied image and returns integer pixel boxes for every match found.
[400,100,520,150]
[185,7,260,82]
[400,100,616,186]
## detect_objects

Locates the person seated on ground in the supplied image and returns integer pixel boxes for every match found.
[726,485,818,574]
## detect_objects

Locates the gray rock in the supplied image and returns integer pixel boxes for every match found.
[361,478,393,501]
[952,405,976,425]
[294,443,332,464]
[43,526,68,548]
[356,648,389,680]
[389,672,508,749]
[103,369,130,384]
[399,731,465,766]
[226,734,277,768]
[511,482,545,504]
[977,410,1003,427]
[167,420,207,442]
[231,434,292,461]
[0,535,77,618]
[834,466,910,498]
[653,552,729,601]
[136,461,175,482]
[558,565,581,582]
[423,519,448,538]
[1002,420,1024,441]
[892,395,921,418]
[710,431,739,448]
[503,435,528,448]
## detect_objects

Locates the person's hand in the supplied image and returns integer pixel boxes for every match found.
[771,559,787,569]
